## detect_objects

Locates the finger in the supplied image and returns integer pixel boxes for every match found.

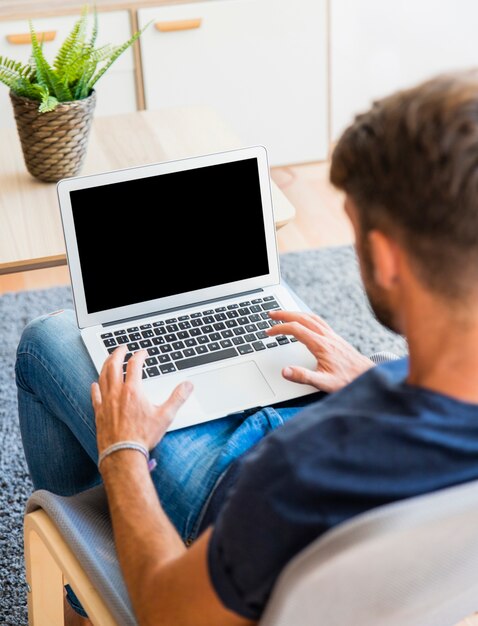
[91,382,102,412]
[268,321,324,352]
[269,310,329,335]
[125,350,148,386]
[159,381,194,421]
[282,366,326,389]
[99,346,126,392]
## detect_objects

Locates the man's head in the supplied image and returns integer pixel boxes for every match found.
[330,71,478,332]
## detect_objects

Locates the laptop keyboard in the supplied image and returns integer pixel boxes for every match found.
[100,295,298,380]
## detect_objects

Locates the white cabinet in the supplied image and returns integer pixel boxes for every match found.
[138,0,328,166]
[0,11,136,128]
[331,0,478,140]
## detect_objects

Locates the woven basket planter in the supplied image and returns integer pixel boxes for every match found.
[10,90,96,183]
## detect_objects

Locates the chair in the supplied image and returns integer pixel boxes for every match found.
[25,478,478,626]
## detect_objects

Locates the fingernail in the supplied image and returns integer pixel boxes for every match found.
[183,381,194,393]
[283,367,293,378]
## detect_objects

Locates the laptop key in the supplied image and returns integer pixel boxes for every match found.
[245,324,257,333]
[117,335,129,345]
[239,301,251,306]
[215,307,226,312]
[233,327,245,336]
[226,310,239,319]
[175,347,238,371]
[158,354,171,363]
[226,319,238,328]
[101,332,113,339]
[185,338,197,347]
[203,309,214,315]
[153,337,165,345]
[213,322,226,331]
[160,363,177,374]
[129,332,141,341]
[220,339,233,348]
[252,298,263,304]
[249,314,261,322]
[171,351,184,360]
[221,329,234,338]
[263,295,275,302]
[127,342,139,351]
[165,334,177,342]
[124,352,133,362]
[140,323,152,330]
[166,324,179,333]
[261,312,270,319]
[147,347,160,356]
[140,339,152,348]
[256,331,269,340]
[146,366,160,377]
[269,320,281,326]
[257,321,269,330]
[252,341,266,351]
[237,317,249,325]
[160,345,172,353]
[277,337,290,345]
[107,347,117,354]
[154,327,166,336]
[153,321,165,327]
[191,312,202,319]
[141,330,154,338]
[238,344,253,355]
[184,348,195,358]
[244,334,256,343]
[198,336,209,344]
[238,308,250,316]
[166,318,177,324]
[232,337,245,345]
[203,316,214,325]
[290,337,298,343]
[103,338,117,347]
[214,313,227,321]
[179,321,191,330]
[210,333,221,342]
[146,357,158,366]
[191,318,203,327]
[262,301,279,311]
[266,342,278,348]
[173,341,185,350]
[196,345,208,354]
[114,329,126,336]
[190,328,202,337]
[177,331,189,340]
[209,342,220,351]
[250,305,262,313]
[227,303,239,309]
[202,325,214,334]
[127,327,139,333]
[178,315,190,321]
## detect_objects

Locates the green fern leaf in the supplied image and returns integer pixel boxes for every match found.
[39,94,59,113]
[53,6,88,74]
[30,22,73,101]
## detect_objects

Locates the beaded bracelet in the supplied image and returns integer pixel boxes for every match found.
[98,440,157,472]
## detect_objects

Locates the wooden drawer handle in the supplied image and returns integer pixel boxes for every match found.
[155,19,202,33]
[7,31,57,45]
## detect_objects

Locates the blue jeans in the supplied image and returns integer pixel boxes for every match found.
[16,310,318,615]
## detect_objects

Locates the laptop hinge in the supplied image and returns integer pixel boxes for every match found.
[103,288,264,328]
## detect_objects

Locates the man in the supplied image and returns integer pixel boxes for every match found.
[16,70,478,626]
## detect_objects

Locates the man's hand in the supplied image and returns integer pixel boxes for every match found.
[267,310,374,393]
[91,346,193,454]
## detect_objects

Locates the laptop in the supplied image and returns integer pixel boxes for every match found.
[58,145,317,431]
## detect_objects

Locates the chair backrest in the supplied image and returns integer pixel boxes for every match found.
[27,478,478,626]
[260,479,478,626]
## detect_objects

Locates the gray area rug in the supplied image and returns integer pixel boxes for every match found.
[0,246,406,625]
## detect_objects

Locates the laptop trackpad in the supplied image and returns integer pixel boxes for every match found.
[189,361,274,415]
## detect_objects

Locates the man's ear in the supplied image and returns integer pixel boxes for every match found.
[368,230,400,290]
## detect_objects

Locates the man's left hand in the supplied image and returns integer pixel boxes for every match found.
[91,347,193,455]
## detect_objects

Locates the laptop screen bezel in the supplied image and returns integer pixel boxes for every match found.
[58,146,280,329]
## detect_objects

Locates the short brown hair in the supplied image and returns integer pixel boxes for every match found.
[330,71,478,299]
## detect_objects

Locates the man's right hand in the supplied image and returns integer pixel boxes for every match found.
[267,310,374,393]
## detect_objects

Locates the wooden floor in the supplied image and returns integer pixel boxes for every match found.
[0,161,353,295]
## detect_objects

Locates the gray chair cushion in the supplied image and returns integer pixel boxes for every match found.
[27,485,137,626]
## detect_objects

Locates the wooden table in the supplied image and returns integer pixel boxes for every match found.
[0,106,295,274]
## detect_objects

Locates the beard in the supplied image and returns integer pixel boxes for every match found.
[357,234,400,334]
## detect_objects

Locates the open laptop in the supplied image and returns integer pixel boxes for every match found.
[58,146,317,431]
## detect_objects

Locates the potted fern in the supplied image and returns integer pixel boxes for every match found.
[0,7,144,182]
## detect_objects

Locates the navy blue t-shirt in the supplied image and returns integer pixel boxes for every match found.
[207,358,478,620]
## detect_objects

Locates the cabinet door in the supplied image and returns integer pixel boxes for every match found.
[0,11,136,128]
[331,0,478,139]
[139,0,327,166]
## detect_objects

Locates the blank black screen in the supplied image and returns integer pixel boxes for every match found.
[71,158,270,313]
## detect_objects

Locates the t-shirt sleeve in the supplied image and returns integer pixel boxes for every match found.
[207,431,334,620]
